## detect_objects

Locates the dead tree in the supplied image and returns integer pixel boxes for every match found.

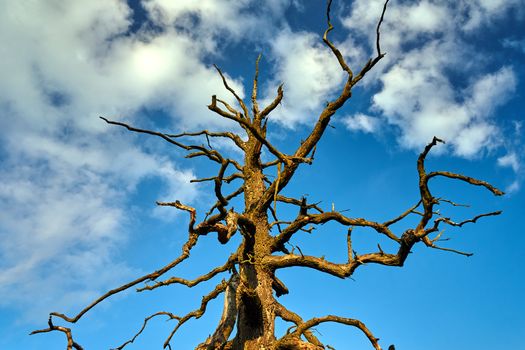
[32,1,503,349]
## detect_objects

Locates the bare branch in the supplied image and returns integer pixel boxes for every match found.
[260,83,284,120]
[100,116,190,150]
[274,302,324,347]
[437,198,471,208]
[137,253,237,292]
[292,315,381,350]
[156,200,251,244]
[213,64,251,119]
[271,211,399,253]
[30,316,84,350]
[100,117,243,170]
[432,211,503,229]
[191,172,243,184]
[50,230,199,324]
[427,171,505,196]
[276,195,324,214]
[376,0,389,57]
[426,244,473,257]
[166,129,246,151]
[196,274,240,350]
[256,0,390,213]
[209,96,290,164]
[323,0,353,77]
[156,200,197,231]
[204,185,245,219]
[112,312,178,350]
[215,160,232,215]
[383,200,422,226]
[252,54,262,119]
[164,278,230,348]
[349,0,389,85]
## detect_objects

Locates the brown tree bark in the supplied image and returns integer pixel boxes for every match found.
[32,1,503,349]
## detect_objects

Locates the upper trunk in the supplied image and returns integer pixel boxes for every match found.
[231,134,277,349]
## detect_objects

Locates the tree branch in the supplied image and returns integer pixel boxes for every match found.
[252,54,262,119]
[260,83,284,120]
[191,172,243,184]
[112,312,178,350]
[213,64,251,119]
[256,0,390,213]
[292,315,381,350]
[50,229,199,323]
[383,200,421,226]
[208,95,290,164]
[271,211,399,253]
[137,253,238,292]
[276,195,324,213]
[100,117,242,170]
[166,129,246,151]
[323,0,353,77]
[163,278,231,348]
[275,302,324,347]
[196,274,240,350]
[30,316,84,350]
[427,171,505,196]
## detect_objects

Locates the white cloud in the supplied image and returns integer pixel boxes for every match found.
[339,1,518,157]
[0,0,251,139]
[453,123,497,157]
[466,67,517,117]
[152,166,199,220]
[505,179,521,193]
[0,0,522,326]
[263,29,344,126]
[0,127,201,321]
[0,157,128,321]
[0,0,240,321]
[343,113,380,133]
[142,0,255,43]
[459,0,521,31]
[498,152,520,172]
[373,51,515,155]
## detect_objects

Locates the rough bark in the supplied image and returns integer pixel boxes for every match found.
[32,1,503,349]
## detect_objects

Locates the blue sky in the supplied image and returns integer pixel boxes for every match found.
[0,0,524,349]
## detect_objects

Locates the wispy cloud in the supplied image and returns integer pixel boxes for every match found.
[0,0,522,327]
[498,152,520,172]
[262,29,345,126]
[340,0,520,159]
[502,38,525,54]
[0,0,256,321]
[342,113,380,133]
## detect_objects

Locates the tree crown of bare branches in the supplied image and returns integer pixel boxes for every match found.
[32,1,503,349]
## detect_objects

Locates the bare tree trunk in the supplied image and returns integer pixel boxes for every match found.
[231,135,277,350]
[31,1,503,350]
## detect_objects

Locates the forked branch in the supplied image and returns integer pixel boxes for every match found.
[31,317,84,350]
[257,0,390,213]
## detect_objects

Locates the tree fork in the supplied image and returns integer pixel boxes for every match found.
[32,1,504,349]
